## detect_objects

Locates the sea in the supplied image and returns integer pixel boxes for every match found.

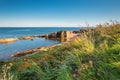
[0,27,80,60]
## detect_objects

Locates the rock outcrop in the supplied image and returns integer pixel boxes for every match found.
[39,30,76,42]
[12,46,47,57]
[47,30,72,39]
[0,38,18,44]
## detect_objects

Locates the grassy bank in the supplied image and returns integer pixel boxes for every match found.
[0,22,120,80]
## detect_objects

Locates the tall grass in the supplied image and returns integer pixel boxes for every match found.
[0,21,120,80]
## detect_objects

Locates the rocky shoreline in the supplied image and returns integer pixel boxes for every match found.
[0,29,87,57]
[0,30,78,43]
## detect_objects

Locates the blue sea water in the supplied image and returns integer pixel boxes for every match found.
[0,27,80,60]
[0,27,79,38]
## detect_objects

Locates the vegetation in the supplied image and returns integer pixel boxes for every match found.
[0,21,120,80]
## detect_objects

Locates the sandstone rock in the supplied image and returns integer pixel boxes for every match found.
[49,31,72,38]
[18,36,35,40]
[43,30,75,42]
[45,34,49,39]
[12,50,36,57]
[12,46,47,57]
[0,38,18,44]
[48,32,57,38]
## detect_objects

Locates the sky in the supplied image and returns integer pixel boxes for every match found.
[0,0,120,27]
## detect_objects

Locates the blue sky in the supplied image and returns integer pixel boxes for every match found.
[0,0,120,27]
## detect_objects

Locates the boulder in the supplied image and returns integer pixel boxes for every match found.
[48,32,57,38]
[56,31,63,38]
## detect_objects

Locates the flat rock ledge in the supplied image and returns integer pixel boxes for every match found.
[0,38,18,44]
[12,43,63,57]
[12,46,47,57]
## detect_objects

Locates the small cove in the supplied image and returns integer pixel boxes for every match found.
[0,37,60,60]
[0,27,79,60]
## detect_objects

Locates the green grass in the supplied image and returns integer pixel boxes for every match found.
[0,21,120,80]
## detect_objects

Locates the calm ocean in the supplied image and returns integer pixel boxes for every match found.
[0,27,80,60]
